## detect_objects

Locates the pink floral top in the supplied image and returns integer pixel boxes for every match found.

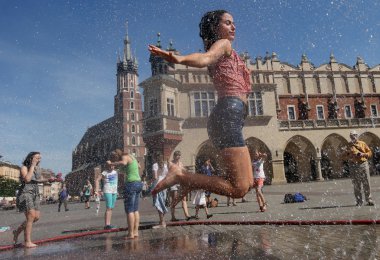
[209,50,251,98]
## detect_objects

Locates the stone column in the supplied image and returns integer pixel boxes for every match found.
[315,157,324,181]
[271,159,287,184]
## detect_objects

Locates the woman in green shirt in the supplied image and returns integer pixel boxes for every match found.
[107,151,142,239]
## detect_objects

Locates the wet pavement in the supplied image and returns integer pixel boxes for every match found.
[2,225,379,259]
[1,177,380,259]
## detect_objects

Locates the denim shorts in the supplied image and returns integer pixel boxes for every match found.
[207,97,248,149]
[124,181,143,213]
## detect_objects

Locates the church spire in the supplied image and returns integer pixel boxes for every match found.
[123,20,132,61]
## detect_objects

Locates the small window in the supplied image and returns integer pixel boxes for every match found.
[131,125,136,133]
[316,105,325,120]
[344,105,352,118]
[248,92,263,116]
[130,101,134,110]
[371,104,378,117]
[193,91,215,117]
[130,91,134,98]
[132,136,136,145]
[131,112,135,121]
[287,106,296,120]
[167,98,175,116]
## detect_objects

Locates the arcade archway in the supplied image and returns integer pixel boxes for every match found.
[195,141,223,175]
[284,135,317,183]
[321,134,348,179]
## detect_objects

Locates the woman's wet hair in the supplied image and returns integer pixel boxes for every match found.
[199,10,228,51]
[22,151,40,168]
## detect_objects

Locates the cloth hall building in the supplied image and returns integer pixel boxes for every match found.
[142,38,380,184]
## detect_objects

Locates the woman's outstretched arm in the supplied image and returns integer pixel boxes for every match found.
[148,39,232,68]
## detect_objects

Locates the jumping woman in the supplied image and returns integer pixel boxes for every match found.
[148,10,253,202]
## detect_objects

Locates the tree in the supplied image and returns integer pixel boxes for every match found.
[0,176,19,197]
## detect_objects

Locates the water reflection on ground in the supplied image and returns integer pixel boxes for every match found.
[1,225,379,259]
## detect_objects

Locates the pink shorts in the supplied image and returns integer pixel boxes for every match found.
[252,178,264,188]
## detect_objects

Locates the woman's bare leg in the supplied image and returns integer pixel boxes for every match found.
[170,190,178,220]
[24,210,39,248]
[13,219,26,245]
[181,197,190,218]
[126,212,135,239]
[133,211,140,237]
[152,147,252,198]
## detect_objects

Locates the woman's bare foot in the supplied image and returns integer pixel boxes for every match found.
[152,222,166,229]
[24,242,38,248]
[125,235,134,240]
[152,163,183,195]
[133,232,139,238]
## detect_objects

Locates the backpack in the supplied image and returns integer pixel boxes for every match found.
[210,198,218,208]
[293,192,306,203]
[59,189,67,200]
[284,193,294,203]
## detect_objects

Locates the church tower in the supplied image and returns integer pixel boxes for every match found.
[114,21,145,168]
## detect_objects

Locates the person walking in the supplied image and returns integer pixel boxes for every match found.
[343,130,375,206]
[82,179,93,209]
[198,158,215,207]
[169,151,193,221]
[149,10,253,201]
[151,155,169,228]
[58,183,69,212]
[13,152,49,248]
[95,152,119,229]
[251,150,268,212]
[107,150,142,239]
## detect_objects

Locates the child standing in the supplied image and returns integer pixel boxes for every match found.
[94,162,118,229]
[252,150,268,212]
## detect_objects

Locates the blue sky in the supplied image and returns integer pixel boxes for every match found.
[0,0,379,174]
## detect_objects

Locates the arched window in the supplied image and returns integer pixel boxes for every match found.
[132,136,136,145]
[130,91,134,98]
[131,112,135,121]
[131,125,136,133]
[130,101,134,109]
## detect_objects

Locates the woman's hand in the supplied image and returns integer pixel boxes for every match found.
[31,155,40,167]
[148,45,179,63]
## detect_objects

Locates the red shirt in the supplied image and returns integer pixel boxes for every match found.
[209,50,251,98]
